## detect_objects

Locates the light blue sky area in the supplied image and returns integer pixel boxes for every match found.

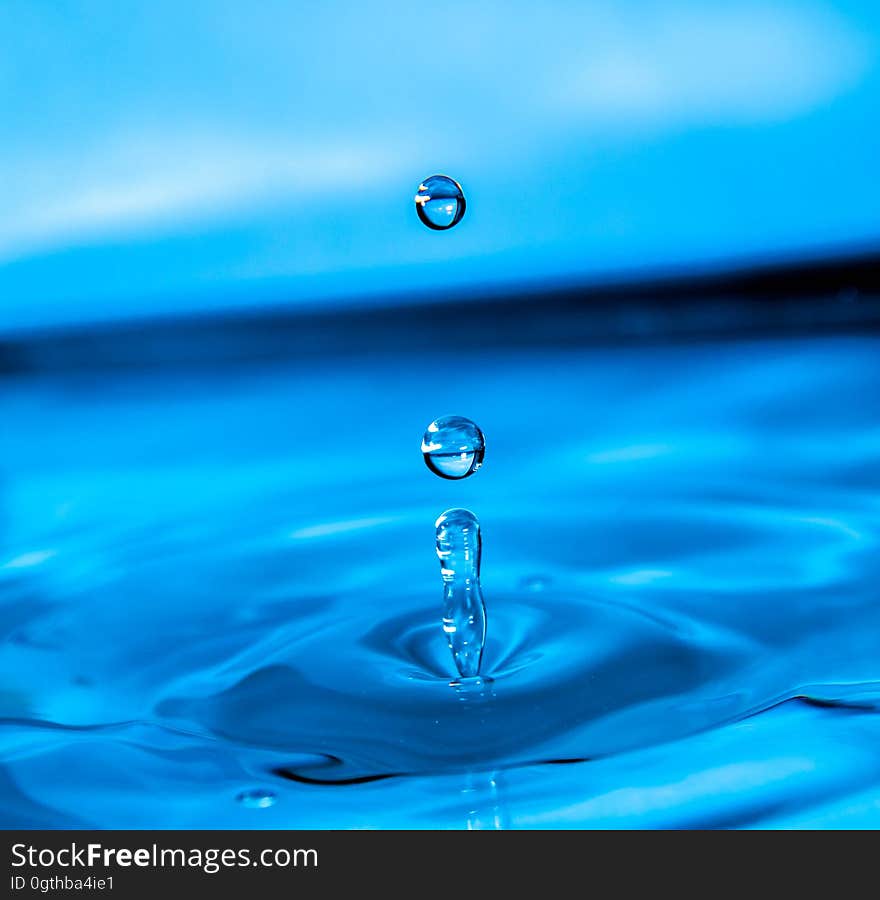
[1,1,879,332]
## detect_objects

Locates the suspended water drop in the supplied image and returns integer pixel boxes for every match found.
[436,508,487,678]
[236,789,277,809]
[422,415,485,480]
[414,175,466,230]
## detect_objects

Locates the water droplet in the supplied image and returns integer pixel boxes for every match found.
[236,789,277,809]
[422,415,485,480]
[414,175,466,230]
[436,508,487,678]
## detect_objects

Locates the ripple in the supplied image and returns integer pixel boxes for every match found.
[155,583,757,779]
[3,336,880,826]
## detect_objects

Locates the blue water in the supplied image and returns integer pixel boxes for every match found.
[2,332,880,828]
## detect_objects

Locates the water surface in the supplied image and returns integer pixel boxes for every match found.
[1,333,879,828]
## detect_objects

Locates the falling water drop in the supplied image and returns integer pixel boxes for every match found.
[414,175,466,230]
[236,789,277,809]
[436,508,487,678]
[422,416,485,480]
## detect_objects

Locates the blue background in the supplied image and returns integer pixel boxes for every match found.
[1,0,879,332]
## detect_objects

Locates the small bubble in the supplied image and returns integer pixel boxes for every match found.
[414,175,466,230]
[519,575,552,592]
[422,416,485,480]
[236,789,277,809]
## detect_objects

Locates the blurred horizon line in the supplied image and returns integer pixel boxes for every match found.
[2,245,878,374]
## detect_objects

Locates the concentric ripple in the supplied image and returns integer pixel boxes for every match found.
[1,335,879,826]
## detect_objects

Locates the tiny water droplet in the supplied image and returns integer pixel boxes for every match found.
[414,175,466,230]
[519,575,552,592]
[422,415,485,480]
[236,789,277,809]
[436,508,487,678]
